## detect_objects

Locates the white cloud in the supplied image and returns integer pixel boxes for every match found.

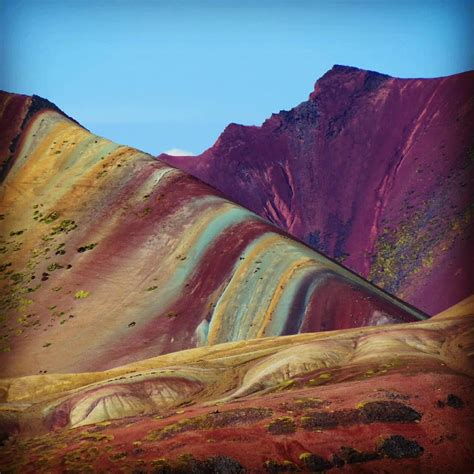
[163,148,195,156]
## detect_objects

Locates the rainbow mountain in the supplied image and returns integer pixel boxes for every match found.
[0,66,473,472]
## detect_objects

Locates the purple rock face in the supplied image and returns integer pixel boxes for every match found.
[161,65,474,315]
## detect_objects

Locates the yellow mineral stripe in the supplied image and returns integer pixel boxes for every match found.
[207,233,284,345]
[256,257,318,338]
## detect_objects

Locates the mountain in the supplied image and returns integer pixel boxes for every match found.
[1,297,472,473]
[161,66,474,316]
[1,84,473,473]
[0,91,423,377]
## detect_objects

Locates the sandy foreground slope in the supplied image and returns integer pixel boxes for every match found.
[0,297,472,472]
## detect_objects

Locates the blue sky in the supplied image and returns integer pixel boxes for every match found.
[1,0,473,155]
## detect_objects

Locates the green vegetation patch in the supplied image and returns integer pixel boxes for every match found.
[40,211,60,224]
[148,407,273,441]
[267,416,296,435]
[74,290,90,299]
[47,263,64,272]
[50,220,77,235]
[77,243,98,253]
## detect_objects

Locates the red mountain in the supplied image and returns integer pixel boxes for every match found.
[161,66,474,315]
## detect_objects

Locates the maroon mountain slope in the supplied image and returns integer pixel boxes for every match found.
[161,66,474,315]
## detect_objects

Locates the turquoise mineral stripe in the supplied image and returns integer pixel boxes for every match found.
[208,234,317,343]
[233,245,300,341]
[246,244,324,339]
[209,234,284,342]
[172,202,261,285]
[20,113,119,172]
[194,319,210,347]
[273,232,425,321]
[265,267,328,337]
[190,203,254,263]
[228,237,286,341]
[6,112,60,177]
[67,136,120,172]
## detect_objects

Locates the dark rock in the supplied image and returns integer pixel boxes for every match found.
[378,435,424,459]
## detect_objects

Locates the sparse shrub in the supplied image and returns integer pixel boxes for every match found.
[74,290,90,299]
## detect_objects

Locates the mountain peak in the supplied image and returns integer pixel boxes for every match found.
[309,65,391,101]
[330,64,390,75]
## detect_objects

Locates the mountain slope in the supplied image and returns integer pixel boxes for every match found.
[162,66,474,315]
[1,299,472,472]
[0,91,423,377]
